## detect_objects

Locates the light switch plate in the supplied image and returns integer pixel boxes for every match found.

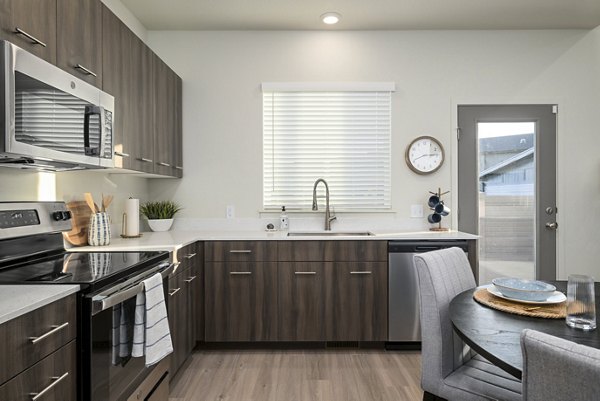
[410,204,424,218]
[226,205,235,219]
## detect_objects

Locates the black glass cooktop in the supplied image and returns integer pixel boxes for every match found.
[0,251,169,291]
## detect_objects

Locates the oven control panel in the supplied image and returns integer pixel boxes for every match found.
[0,202,72,238]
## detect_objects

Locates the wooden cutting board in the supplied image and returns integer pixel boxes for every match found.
[63,201,94,246]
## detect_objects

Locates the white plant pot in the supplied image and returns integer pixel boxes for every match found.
[147,218,174,232]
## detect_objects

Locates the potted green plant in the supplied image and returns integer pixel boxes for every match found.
[140,201,182,232]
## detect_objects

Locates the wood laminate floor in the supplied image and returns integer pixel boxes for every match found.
[169,349,423,401]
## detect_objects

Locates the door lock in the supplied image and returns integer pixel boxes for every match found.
[545,222,558,230]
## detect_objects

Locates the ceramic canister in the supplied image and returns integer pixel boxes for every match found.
[88,212,111,246]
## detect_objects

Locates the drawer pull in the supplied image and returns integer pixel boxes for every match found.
[230,271,252,275]
[114,151,130,157]
[157,162,171,167]
[137,157,153,163]
[75,64,97,77]
[185,253,197,259]
[175,166,183,170]
[30,371,69,400]
[294,271,317,275]
[168,288,181,297]
[350,271,372,275]
[229,250,252,254]
[184,276,197,283]
[14,27,47,47]
[29,322,69,344]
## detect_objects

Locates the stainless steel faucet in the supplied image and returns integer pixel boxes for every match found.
[312,178,336,231]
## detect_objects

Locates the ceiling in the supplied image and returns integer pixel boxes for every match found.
[121,0,600,31]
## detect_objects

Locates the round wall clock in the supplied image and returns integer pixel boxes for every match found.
[405,136,445,175]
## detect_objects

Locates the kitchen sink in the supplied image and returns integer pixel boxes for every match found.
[287,232,375,237]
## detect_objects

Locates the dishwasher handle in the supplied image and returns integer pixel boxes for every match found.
[388,240,469,253]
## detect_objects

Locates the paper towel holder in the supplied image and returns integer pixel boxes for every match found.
[121,212,143,239]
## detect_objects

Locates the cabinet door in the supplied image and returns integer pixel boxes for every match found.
[102,7,131,168]
[57,0,102,87]
[173,74,183,177]
[278,262,325,341]
[130,35,155,173]
[167,271,187,377]
[153,55,172,176]
[205,262,278,341]
[189,242,204,344]
[325,262,388,341]
[0,0,57,64]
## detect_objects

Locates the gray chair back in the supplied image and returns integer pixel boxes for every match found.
[521,329,600,401]
[414,247,477,395]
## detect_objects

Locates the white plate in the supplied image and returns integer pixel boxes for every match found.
[484,284,566,305]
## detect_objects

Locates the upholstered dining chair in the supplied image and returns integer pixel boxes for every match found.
[414,247,522,401]
[521,329,600,401]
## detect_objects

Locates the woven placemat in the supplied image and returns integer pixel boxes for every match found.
[473,288,566,319]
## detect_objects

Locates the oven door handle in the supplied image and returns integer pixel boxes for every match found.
[90,262,173,315]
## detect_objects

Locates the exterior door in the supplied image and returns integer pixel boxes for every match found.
[458,105,557,283]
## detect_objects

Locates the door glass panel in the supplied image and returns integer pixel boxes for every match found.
[478,122,536,284]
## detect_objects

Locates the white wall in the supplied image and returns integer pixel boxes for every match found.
[101,0,148,42]
[147,29,600,279]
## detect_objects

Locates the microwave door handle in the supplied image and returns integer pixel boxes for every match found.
[84,105,102,156]
[98,106,108,158]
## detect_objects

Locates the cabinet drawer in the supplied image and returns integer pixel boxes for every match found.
[278,241,388,262]
[205,241,277,262]
[177,242,201,269]
[0,294,77,385]
[0,340,76,401]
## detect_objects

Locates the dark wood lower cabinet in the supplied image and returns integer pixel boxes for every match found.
[325,262,388,341]
[205,261,278,341]
[168,270,188,377]
[0,340,76,401]
[278,262,325,341]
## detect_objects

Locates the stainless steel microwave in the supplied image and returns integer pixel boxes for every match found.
[0,40,114,170]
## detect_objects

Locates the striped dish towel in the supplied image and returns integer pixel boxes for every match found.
[131,273,173,367]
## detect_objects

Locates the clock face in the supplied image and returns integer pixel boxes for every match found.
[405,136,445,174]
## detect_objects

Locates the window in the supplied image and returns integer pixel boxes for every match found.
[262,82,394,210]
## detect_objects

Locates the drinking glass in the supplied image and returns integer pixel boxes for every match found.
[566,274,597,330]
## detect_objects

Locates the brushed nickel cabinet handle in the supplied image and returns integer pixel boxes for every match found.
[184,276,197,283]
[294,271,317,275]
[185,253,197,259]
[157,162,171,167]
[75,64,97,77]
[229,250,252,254]
[229,271,252,275]
[14,27,47,47]
[30,372,69,400]
[137,157,153,163]
[350,271,372,275]
[29,322,69,344]
[114,151,130,157]
[175,166,183,170]
[168,288,181,296]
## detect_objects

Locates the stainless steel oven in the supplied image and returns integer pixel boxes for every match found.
[82,260,173,401]
[0,40,114,170]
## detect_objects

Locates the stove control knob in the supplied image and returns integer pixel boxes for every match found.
[52,211,64,221]
[63,211,72,220]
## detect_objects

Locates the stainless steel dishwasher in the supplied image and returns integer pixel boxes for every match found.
[388,240,469,349]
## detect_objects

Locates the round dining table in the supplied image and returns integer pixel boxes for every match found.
[449,281,600,379]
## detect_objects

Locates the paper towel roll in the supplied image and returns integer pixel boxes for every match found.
[124,198,140,236]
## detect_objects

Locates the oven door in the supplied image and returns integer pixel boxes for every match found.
[81,262,174,401]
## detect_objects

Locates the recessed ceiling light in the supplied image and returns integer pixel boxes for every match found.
[321,12,341,25]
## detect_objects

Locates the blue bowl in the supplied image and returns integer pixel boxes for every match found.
[491,277,556,302]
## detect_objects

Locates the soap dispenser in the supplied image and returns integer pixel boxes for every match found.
[279,206,289,231]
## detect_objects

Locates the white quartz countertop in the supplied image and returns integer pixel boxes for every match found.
[0,285,80,325]
[68,230,478,253]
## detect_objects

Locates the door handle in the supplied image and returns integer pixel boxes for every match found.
[545,222,558,230]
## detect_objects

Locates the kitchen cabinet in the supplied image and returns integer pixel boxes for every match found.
[325,262,388,341]
[0,0,57,64]
[0,340,76,401]
[167,267,187,377]
[0,294,77,400]
[57,0,103,87]
[278,262,325,341]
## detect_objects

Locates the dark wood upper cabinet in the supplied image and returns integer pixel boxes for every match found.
[0,0,57,64]
[57,0,102,87]
[153,55,173,176]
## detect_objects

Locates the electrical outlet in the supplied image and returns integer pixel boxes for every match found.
[226,205,235,219]
[410,204,424,218]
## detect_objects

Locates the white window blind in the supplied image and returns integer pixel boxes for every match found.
[263,85,392,210]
